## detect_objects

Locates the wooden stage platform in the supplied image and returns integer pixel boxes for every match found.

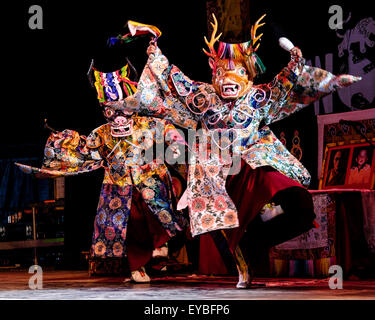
[0,270,374,300]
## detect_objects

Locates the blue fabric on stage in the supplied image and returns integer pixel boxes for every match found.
[0,158,49,223]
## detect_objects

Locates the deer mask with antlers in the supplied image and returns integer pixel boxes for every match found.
[204,14,266,100]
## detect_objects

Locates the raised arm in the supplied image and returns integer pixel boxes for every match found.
[260,38,361,125]
[123,41,209,130]
[255,43,307,124]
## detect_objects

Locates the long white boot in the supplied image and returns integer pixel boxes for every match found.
[233,245,253,289]
[236,267,253,289]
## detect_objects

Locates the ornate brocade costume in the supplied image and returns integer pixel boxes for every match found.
[17,115,187,259]
[123,47,361,237]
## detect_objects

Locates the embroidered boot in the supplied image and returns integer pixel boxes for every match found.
[130,266,151,283]
[233,245,253,289]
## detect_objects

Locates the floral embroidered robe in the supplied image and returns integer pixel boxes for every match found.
[16,115,187,258]
[123,47,361,237]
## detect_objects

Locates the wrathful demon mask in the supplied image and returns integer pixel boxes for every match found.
[203,14,266,100]
[89,20,164,138]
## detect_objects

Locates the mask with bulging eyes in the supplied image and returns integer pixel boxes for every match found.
[102,101,134,137]
[203,14,266,100]
[89,60,139,138]
[210,58,254,100]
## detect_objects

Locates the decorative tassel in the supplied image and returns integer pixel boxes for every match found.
[93,70,105,103]
[123,82,130,96]
[120,64,137,95]
[107,33,150,47]
[107,35,123,47]
[253,52,266,75]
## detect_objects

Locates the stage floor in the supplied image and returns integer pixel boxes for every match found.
[0,270,374,300]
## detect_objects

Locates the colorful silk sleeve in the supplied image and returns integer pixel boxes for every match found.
[279,66,362,118]
[261,53,361,125]
[254,52,305,125]
[123,47,199,130]
[16,129,104,178]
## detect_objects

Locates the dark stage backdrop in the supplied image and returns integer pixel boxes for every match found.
[1,0,373,266]
[2,0,374,171]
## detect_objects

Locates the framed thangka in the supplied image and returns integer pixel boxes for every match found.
[319,141,375,190]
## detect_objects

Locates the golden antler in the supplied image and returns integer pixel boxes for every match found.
[251,14,266,52]
[203,13,222,59]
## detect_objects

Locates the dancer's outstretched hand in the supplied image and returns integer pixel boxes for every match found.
[290,47,302,58]
[279,37,302,58]
[147,40,157,56]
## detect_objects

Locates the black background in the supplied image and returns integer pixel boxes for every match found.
[2,0,371,167]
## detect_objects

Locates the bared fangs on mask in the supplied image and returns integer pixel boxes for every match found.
[118,13,362,288]
[15,21,189,284]
[203,14,266,100]
[101,102,134,137]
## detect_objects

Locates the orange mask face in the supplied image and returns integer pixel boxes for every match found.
[209,58,253,100]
